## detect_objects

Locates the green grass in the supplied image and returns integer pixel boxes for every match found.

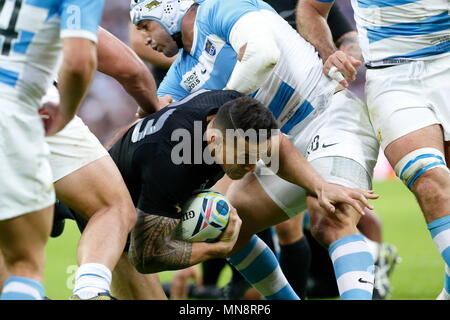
[43,180,445,300]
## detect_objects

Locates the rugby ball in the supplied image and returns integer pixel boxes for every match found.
[176,190,231,242]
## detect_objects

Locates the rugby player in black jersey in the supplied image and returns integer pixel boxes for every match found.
[105,88,377,289]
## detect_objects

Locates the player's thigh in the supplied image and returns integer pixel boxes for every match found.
[54,155,133,220]
[366,61,447,165]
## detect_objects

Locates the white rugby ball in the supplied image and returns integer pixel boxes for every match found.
[176,190,231,242]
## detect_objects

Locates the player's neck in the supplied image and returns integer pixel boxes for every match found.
[181,3,199,53]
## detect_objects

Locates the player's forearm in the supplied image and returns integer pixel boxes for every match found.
[336,31,363,62]
[129,211,229,274]
[297,0,336,62]
[116,68,161,114]
[59,40,97,120]
[276,134,325,197]
[97,28,160,114]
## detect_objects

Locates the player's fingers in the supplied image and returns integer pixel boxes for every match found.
[331,57,353,81]
[353,192,374,211]
[345,197,365,216]
[349,55,363,68]
[326,65,348,88]
[319,197,336,214]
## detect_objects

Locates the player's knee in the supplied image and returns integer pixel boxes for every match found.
[310,216,339,247]
[411,168,450,206]
[105,199,137,232]
[275,219,303,244]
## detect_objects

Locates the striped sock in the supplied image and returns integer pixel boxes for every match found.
[227,235,299,300]
[329,234,375,300]
[428,215,450,298]
[1,277,44,300]
[73,263,112,299]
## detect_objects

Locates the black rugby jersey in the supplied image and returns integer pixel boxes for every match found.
[109,90,243,219]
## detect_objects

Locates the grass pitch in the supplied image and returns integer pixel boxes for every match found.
[43,179,445,300]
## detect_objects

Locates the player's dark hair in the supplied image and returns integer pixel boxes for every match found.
[214,96,279,142]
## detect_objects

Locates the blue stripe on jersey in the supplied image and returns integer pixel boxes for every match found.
[386,40,450,60]
[25,0,58,20]
[281,100,314,134]
[366,11,450,43]
[0,68,19,87]
[356,0,420,8]
[267,82,295,119]
[12,30,35,54]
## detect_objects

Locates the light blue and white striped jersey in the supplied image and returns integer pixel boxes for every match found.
[318,0,450,64]
[158,0,336,135]
[0,0,104,108]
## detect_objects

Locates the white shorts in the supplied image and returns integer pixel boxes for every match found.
[255,90,379,218]
[365,54,450,150]
[0,101,55,220]
[46,116,109,182]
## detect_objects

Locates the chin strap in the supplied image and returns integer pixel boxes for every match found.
[172,32,184,49]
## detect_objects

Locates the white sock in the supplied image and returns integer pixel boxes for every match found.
[73,263,112,299]
[362,235,380,262]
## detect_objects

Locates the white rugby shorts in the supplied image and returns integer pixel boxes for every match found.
[365,54,450,150]
[0,100,55,220]
[42,85,109,182]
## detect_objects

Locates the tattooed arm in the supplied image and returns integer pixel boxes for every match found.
[129,209,242,274]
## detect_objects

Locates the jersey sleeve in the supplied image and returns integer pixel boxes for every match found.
[199,0,269,43]
[157,54,189,101]
[59,0,105,43]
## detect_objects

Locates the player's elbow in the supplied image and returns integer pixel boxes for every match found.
[63,50,97,79]
[258,45,280,72]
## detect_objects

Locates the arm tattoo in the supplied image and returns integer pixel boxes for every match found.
[129,209,193,274]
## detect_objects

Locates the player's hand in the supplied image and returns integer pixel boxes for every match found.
[135,95,173,118]
[214,208,242,257]
[323,50,362,88]
[170,265,203,300]
[316,183,379,216]
[39,101,72,136]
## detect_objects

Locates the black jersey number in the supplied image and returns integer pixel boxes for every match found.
[0,0,23,56]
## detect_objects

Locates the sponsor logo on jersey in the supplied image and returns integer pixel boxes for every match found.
[204,40,216,56]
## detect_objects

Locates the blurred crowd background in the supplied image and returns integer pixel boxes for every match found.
[79,0,365,144]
